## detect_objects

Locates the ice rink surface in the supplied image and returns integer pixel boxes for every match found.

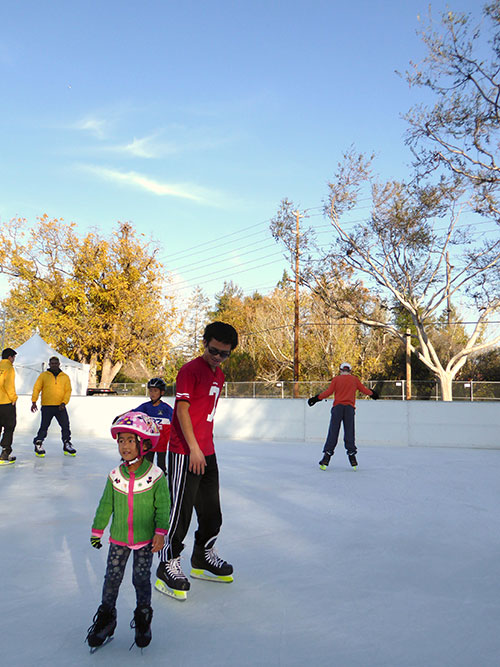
[1,437,499,667]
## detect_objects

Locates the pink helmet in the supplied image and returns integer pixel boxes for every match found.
[110,411,160,455]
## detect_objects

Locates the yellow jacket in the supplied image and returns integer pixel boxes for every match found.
[0,359,17,404]
[32,370,72,406]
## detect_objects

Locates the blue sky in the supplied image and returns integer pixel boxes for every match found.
[0,0,484,304]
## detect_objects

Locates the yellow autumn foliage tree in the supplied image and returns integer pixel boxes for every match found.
[0,215,178,387]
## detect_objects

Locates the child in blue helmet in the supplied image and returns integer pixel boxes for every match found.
[133,378,173,474]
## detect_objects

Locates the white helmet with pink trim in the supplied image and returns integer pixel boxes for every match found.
[110,411,160,455]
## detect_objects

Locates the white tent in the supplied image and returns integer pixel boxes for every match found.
[14,333,90,396]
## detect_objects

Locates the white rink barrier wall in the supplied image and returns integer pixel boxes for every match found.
[13,396,500,450]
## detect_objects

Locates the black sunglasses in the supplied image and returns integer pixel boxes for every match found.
[207,346,231,359]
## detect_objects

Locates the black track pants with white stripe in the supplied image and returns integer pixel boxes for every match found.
[160,451,222,562]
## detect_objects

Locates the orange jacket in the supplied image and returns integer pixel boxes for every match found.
[0,359,17,404]
[318,374,372,407]
[32,370,71,405]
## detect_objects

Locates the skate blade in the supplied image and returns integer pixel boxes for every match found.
[129,640,151,651]
[154,578,188,600]
[0,460,15,466]
[319,464,328,470]
[89,636,113,653]
[190,568,233,583]
[35,453,45,458]
[63,451,76,456]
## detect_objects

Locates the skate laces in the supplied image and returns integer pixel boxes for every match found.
[87,610,106,636]
[205,545,226,568]
[130,607,152,632]
[166,556,187,579]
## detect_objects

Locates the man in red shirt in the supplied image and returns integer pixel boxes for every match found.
[155,321,238,601]
[308,362,378,470]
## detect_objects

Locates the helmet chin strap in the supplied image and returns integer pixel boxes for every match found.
[123,455,141,467]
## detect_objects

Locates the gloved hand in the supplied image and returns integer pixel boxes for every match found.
[308,394,320,407]
[370,390,379,400]
[90,536,102,549]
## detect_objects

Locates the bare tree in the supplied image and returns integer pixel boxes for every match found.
[317,152,500,400]
[270,4,500,400]
[182,286,210,357]
[404,2,500,219]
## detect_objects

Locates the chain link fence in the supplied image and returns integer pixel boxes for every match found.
[108,380,500,401]
[108,382,176,398]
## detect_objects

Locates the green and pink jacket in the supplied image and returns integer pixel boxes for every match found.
[91,458,170,549]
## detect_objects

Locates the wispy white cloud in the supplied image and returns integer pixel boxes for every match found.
[82,165,223,205]
[106,133,177,158]
[120,136,161,158]
[74,116,108,139]
[104,130,229,159]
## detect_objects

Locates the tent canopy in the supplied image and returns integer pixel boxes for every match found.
[14,333,90,396]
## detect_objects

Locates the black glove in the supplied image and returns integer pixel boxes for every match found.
[370,390,379,400]
[308,394,320,407]
[90,536,102,549]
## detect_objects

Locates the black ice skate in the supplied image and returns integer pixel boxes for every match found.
[319,451,332,470]
[130,605,153,649]
[0,448,16,465]
[190,538,234,583]
[86,604,117,651]
[34,441,45,458]
[348,453,358,469]
[63,441,77,456]
[155,557,190,601]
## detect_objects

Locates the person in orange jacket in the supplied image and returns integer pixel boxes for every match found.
[0,347,18,464]
[308,362,378,470]
[31,356,75,457]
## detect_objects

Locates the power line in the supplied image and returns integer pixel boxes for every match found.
[160,217,275,263]
[165,208,496,282]
[240,320,500,337]
[159,207,325,266]
[165,255,286,296]
[164,200,493,273]
[169,236,277,275]
[157,202,498,299]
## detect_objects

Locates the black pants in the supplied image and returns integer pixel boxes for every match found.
[144,450,166,474]
[160,452,222,561]
[101,543,154,608]
[0,403,16,452]
[323,404,357,455]
[33,405,71,444]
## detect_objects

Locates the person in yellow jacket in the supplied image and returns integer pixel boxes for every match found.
[31,356,76,457]
[0,347,18,464]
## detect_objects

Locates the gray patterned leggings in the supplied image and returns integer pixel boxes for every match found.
[101,543,153,609]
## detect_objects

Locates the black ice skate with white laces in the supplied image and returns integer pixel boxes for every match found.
[63,440,77,456]
[190,538,234,583]
[348,453,358,469]
[34,441,45,458]
[155,557,191,600]
[86,604,117,652]
[130,605,153,650]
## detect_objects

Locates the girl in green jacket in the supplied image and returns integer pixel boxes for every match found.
[86,411,170,652]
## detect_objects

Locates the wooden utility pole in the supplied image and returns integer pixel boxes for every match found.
[293,210,300,398]
[405,328,412,400]
[446,252,452,325]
